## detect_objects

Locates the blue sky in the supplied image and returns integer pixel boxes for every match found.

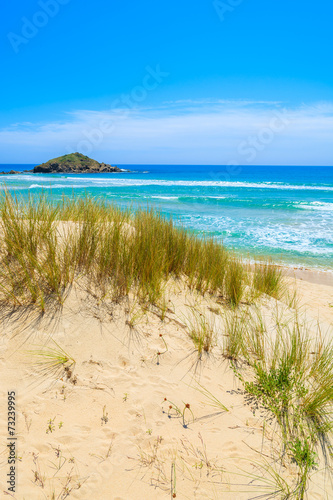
[0,0,332,164]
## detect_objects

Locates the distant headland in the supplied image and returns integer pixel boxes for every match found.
[0,153,125,174]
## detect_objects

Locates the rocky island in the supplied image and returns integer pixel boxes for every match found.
[0,153,124,174]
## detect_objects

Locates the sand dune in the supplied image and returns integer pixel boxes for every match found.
[0,274,332,499]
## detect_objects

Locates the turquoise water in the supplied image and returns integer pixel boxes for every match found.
[1,164,333,270]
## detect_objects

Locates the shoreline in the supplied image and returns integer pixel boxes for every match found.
[244,257,333,287]
[282,266,333,287]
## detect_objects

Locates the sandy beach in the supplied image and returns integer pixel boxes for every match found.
[0,267,332,499]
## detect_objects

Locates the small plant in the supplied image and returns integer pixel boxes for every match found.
[232,458,294,498]
[125,301,145,329]
[185,308,215,358]
[101,405,109,425]
[290,438,317,471]
[244,357,308,428]
[171,461,177,498]
[123,393,128,402]
[156,333,168,364]
[49,446,67,475]
[46,417,56,434]
[33,469,45,488]
[289,437,318,498]
[162,398,194,428]
[23,411,32,432]
[136,437,167,485]
[27,340,76,380]
[32,453,45,488]
[178,433,224,481]
[53,446,61,458]
[194,382,228,412]
[223,310,247,361]
[182,403,194,427]
[244,308,266,363]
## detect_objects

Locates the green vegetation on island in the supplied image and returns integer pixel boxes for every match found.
[0,152,123,174]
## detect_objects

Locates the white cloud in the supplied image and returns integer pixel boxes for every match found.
[0,101,332,165]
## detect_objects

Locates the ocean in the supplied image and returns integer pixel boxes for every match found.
[0,164,332,270]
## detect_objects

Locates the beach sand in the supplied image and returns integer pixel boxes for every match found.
[0,273,332,499]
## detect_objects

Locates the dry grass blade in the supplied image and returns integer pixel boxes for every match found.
[194,382,228,412]
[26,340,76,379]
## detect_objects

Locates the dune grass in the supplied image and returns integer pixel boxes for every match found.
[253,259,285,299]
[27,340,76,380]
[0,191,285,310]
[184,307,216,358]
[222,309,248,361]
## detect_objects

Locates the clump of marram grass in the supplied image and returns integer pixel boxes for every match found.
[27,340,76,379]
[243,307,266,363]
[222,309,248,361]
[0,192,71,308]
[253,259,285,299]
[223,257,247,307]
[184,308,216,358]
[185,237,229,295]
